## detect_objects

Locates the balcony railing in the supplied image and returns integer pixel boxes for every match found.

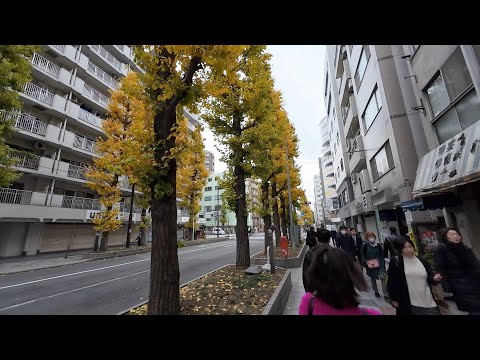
[51,45,65,53]
[0,188,32,205]
[8,150,40,170]
[89,45,123,71]
[87,61,119,89]
[115,45,125,52]
[73,135,96,153]
[1,111,48,136]
[31,52,60,78]
[23,82,54,105]
[62,195,100,210]
[78,108,103,129]
[83,83,109,107]
[67,164,86,180]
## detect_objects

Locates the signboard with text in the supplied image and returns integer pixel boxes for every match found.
[86,210,137,222]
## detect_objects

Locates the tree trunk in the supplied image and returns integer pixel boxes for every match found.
[138,208,147,246]
[99,229,109,251]
[99,204,113,252]
[261,180,271,255]
[280,194,288,237]
[148,107,180,315]
[271,184,281,247]
[234,163,250,269]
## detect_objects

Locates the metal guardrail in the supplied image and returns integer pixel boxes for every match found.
[62,196,100,210]
[67,164,86,180]
[31,53,60,78]
[0,188,32,205]
[78,108,103,129]
[90,45,123,71]
[1,111,47,136]
[51,45,65,53]
[83,83,109,107]
[23,82,54,105]
[73,135,96,153]
[8,150,40,170]
[87,61,119,89]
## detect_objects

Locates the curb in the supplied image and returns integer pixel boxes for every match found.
[262,269,292,315]
[82,248,151,260]
[117,263,292,315]
[180,236,231,247]
[250,242,307,268]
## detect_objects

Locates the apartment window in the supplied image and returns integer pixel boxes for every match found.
[215,195,221,200]
[205,206,212,212]
[354,46,371,90]
[340,158,344,172]
[205,187,212,192]
[215,205,221,211]
[327,93,332,115]
[370,141,394,181]
[425,47,479,144]
[208,178,212,182]
[362,85,382,131]
[215,186,220,190]
[204,196,212,201]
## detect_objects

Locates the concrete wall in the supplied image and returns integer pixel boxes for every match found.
[23,223,45,255]
[364,214,378,235]
[0,222,27,257]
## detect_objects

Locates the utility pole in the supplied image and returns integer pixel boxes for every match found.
[285,141,297,247]
[126,183,135,248]
[318,157,327,227]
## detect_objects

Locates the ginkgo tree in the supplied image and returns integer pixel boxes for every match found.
[86,71,151,251]
[133,45,246,315]
[176,116,208,240]
[202,45,276,269]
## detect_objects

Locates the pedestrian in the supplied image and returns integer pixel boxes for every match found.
[299,244,381,315]
[350,227,364,260]
[384,226,400,261]
[302,228,331,293]
[360,232,386,299]
[329,229,337,247]
[434,227,480,315]
[387,236,442,315]
[336,225,358,263]
[306,226,316,248]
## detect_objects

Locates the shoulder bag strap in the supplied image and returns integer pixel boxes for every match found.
[308,292,316,315]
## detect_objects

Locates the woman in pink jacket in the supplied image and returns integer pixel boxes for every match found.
[299,244,382,315]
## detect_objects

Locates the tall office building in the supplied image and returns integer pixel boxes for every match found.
[204,150,215,173]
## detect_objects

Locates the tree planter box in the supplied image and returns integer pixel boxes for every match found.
[116,264,292,315]
[250,242,307,268]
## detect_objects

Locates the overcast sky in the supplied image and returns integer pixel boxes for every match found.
[202,45,327,211]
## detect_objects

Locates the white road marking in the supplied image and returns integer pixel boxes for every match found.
[0,270,150,312]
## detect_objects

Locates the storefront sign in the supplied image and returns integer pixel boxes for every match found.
[86,210,136,222]
[413,120,480,197]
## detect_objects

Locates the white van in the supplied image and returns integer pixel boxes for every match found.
[212,228,225,235]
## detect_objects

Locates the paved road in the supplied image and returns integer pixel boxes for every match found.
[0,236,265,315]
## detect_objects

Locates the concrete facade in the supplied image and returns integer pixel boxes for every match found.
[0,45,145,257]
[204,150,215,173]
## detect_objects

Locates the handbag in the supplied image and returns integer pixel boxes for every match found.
[367,258,380,269]
[430,283,451,315]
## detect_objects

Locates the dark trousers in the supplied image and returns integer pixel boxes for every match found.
[410,305,441,315]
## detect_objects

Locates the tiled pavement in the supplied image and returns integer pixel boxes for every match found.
[283,266,467,315]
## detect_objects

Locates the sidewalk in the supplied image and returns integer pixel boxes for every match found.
[283,266,467,315]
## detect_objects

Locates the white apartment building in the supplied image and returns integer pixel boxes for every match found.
[0,45,145,257]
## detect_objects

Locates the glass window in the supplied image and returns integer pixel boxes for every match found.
[340,159,344,172]
[442,47,472,100]
[204,196,212,201]
[363,86,382,130]
[354,46,371,89]
[456,90,480,130]
[370,141,394,181]
[205,187,212,192]
[426,74,450,117]
[434,108,462,144]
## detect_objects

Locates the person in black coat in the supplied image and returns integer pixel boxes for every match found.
[306,226,316,248]
[336,226,357,261]
[384,227,400,259]
[387,237,442,315]
[302,228,332,293]
[434,227,480,315]
[349,227,364,260]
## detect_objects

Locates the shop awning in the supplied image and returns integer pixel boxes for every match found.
[401,193,458,211]
[412,120,480,198]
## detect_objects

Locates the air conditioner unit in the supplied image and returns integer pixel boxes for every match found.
[351,173,357,184]
[34,141,45,150]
